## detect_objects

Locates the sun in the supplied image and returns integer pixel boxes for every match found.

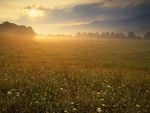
[28,9,44,18]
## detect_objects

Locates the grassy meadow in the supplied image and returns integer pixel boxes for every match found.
[0,37,150,113]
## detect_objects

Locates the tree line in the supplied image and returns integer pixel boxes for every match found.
[75,32,150,39]
[0,21,150,39]
[0,21,35,38]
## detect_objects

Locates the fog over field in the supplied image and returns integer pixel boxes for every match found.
[0,0,150,113]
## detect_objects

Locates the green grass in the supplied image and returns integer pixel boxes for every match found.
[0,37,150,113]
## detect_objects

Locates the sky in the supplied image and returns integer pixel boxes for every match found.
[0,0,150,34]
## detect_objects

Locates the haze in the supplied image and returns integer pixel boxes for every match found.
[0,0,150,34]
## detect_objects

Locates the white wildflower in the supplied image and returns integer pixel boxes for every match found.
[35,100,39,104]
[7,91,12,96]
[102,104,106,107]
[16,92,20,97]
[106,85,111,88]
[103,92,106,95]
[97,107,102,113]
[60,88,63,91]
[146,90,149,93]
[100,99,104,101]
[70,102,75,105]
[97,92,100,95]
[136,104,140,108]
[36,93,38,96]
[64,110,68,113]
[11,89,15,91]
[72,108,77,111]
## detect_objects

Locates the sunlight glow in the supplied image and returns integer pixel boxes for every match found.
[28,9,44,18]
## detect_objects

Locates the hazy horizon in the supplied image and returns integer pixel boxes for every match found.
[0,0,150,34]
[0,1,150,113]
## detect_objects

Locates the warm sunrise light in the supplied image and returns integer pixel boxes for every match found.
[0,0,149,34]
[0,0,150,113]
[27,9,44,18]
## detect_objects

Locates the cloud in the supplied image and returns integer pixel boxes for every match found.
[43,1,150,23]
[3,0,148,34]
[25,6,33,10]
[98,0,150,8]
[43,3,105,23]
[17,0,150,27]
[64,12,150,34]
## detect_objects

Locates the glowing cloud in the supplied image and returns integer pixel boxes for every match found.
[27,8,44,18]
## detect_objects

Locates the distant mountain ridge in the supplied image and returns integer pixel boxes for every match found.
[0,21,36,38]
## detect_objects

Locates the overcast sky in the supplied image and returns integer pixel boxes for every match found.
[0,0,150,34]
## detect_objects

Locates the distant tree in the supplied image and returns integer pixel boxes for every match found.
[110,32,116,38]
[76,32,82,38]
[144,32,150,39]
[100,32,106,38]
[105,32,110,38]
[127,31,136,39]
[0,21,36,38]
[117,33,126,39]
[88,32,97,38]
[116,33,120,39]
[95,32,100,38]
[100,32,110,38]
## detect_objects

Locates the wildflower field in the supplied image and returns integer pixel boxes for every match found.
[0,37,150,113]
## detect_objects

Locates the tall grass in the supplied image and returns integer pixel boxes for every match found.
[0,37,150,113]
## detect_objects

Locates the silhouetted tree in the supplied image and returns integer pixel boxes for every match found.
[0,21,36,38]
[127,31,136,39]
[74,31,143,40]
[76,32,82,38]
[144,32,150,39]
[95,32,100,38]
[110,32,116,38]
[100,32,110,38]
